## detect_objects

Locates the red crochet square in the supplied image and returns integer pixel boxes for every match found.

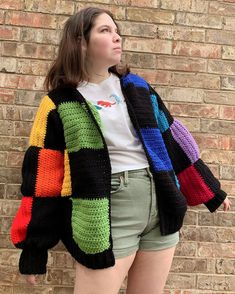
[177,164,214,205]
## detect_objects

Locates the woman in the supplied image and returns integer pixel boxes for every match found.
[10,7,231,294]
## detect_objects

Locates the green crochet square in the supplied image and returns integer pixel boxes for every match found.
[58,101,103,152]
[71,198,110,254]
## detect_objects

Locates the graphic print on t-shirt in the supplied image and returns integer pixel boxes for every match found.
[93,94,122,110]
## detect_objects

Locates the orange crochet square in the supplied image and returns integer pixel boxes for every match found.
[35,149,64,197]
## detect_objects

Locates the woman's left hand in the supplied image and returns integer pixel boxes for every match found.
[222,197,232,211]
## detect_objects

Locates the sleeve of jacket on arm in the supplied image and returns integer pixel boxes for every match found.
[10,94,66,275]
[148,85,227,212]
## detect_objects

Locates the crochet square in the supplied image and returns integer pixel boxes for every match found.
[177,163,214,205]
[35,149,64,197]
[140,127,173,172]
[69,148,111,198]
[71,198,110,254]
[58,101,104,152]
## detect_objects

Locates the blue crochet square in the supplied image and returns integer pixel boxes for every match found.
[140,128,173,172]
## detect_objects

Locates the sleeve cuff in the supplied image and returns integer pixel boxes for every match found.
[19,248,48,274]
[204,190,227,212]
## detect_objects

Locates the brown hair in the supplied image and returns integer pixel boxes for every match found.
[44,7,130,91]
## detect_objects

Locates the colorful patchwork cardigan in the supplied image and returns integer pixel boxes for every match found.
[10,72,227,274]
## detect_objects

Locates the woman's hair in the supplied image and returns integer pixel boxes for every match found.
[44,7,130,91]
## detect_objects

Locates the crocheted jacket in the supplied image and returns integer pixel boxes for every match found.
[11,72,227,274]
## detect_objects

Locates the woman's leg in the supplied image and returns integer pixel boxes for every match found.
[73,252,136,294]
[126,247,176,294]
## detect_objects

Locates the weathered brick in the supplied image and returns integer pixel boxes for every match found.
[157,87,204,103]
[197,274,235,291]
[24,0,74,15]
[207,29,235,46]
[171,257,212,273]
[198,211,235,227]
[198,242,235,258]
[162,0,208,13]
[221,165,235,180]
[216,259,235,275]
[17,59,51,76]
[61,269,75,285]
[175,241,197,257]
[193,133,219,149]
[0,0,24,10]
[12,285,53,294]
[0,199,20,216]
[201,119,235,135]
[20,106,37,121]
[157,56,207,72]
[221,76,235,90]
[219,106,235,120]
[15,90,44,106]
[0,152,7,166]
[221,180,235,196]
[222,45,235,60]
[117,21,155,37]
[183,210,198,225]
[0,167,21,184]
[3,42,56,60]
[0,73,20,89]
[180,226,199,242]
[122,52,156,69]
[173,41,221,58]
[51,251,74,269]
[0,120,14,136]
[126,7,174,24]
[224,16,235,31]
[52,287,73,294]
[201,150,235,165]
[209,59,235,75]
[14,121,32,136]
[0,285,13,294]
[199,227,235,243]
[169,103,218,118]
[209,0,235,16]
[0,136,28,152]
[0,89,15,104]
[0,26,20,40]
[5,184,21,200]
[0,183,5,199]
[5,11,57,29]
[130,0,159,7]
[171,72,220,89]
[166,273,196,289]
[45,268,63,285]
[3,105,20,120]
[134,69,172,85]
[21,27,60,45]
[7,151,24,167]
[76,3,126,20]
[203,90,235,105]
[17,75,45,90]
[175,117,200,132]
[124,37,172,54]
[176,12,222,29]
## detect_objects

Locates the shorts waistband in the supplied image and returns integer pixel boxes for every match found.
[112,167,153,185]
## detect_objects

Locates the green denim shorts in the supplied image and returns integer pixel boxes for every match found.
[110,167,179,259]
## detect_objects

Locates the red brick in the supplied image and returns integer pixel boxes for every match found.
[157,56,206,72]
[193,133,219,149]
[169,103,219,118]
[0,89,15,104]
[5,11,56,29]
[0,0,24,10]
[173,41,221,58]
[0,26,20,40]
[0,73,19,88]
[176,12,222,29]
[17,75,45,90]
[219,106,235,120]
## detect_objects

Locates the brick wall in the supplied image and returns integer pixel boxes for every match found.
[0,0,234,293]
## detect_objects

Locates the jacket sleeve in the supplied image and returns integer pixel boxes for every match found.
[10,94,67,274]
[148,85,227,212]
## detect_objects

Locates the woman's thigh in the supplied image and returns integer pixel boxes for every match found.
[126,246,176,294]
[73,252,136,294]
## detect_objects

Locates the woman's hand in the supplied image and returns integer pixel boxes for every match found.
[222,197,232,211]
[25,274,37,285]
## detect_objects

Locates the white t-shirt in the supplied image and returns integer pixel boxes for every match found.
[77,72,149,174]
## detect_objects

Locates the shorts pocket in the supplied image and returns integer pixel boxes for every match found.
[111,175,124,194]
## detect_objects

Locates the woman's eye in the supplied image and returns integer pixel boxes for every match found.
[101,28,109,32]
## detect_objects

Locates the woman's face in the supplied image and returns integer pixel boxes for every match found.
[84,13,122,69]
